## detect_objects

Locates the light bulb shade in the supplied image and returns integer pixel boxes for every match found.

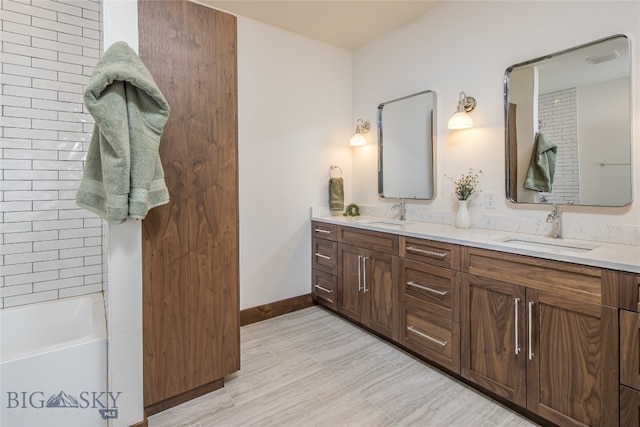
[448,111,473,130]
[350,132,367,146]
[349,119,370,146]
[448,92,476,130]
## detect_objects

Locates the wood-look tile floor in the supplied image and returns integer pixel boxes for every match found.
[149,306,538,427]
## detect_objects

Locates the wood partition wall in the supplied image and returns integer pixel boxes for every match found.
[138,0,239,414]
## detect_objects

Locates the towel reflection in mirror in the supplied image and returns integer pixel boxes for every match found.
[524,131,557,193]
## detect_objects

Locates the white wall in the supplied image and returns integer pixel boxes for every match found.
[352,1,639,241]
[579,77,632,206]
[237,17,352,309]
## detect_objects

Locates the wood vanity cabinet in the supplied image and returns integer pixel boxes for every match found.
[618,273,640,426]
[398,237,461,373]
[311,221,338,310]
[311,221,630,427]
[461,247,619,427]
[337,227,398,340]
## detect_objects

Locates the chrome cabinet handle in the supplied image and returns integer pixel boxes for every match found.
[357,255,363,291]
[314,252,331,260]
[314,284,333,294]
[315,294,334,304]
[528,301,535,360]
[406,246,447,259]
[514,298,521,355]
[407,326,448,347]
[406,281,447,296]
[362,257,368,293]
[315,228,332,234]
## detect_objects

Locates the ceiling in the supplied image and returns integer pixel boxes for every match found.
[195,1,441,50]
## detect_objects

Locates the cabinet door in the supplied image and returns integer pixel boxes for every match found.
[620,385,640,427]
[461,274,527,407]
[338,244,364,323]
[621,310,640,390]
[527,289,618,427]
[364,250,397,340]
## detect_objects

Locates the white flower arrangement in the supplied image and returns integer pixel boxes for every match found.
[446,168,483,201]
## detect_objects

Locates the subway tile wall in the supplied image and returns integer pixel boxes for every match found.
[538,88,580,204]
[0,0,104,309]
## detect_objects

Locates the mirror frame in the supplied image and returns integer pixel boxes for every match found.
[504,34,633,207]
[377,90,437,201]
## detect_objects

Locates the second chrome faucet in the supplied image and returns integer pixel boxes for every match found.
[392,200,406,221]
[546,201,573,239]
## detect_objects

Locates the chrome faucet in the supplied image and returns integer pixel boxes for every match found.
[546,202,572,239]
[392,200,406,221]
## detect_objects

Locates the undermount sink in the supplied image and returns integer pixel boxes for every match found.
[354,218,413,226]
[496,236,599,254]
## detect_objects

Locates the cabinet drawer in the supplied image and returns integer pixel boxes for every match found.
[400,236,460,270]
[462,246,602,304]
[312,238,337,275]
[401,258,459,321]
[402,304,460,373]
[338,226,397,254]
[312,269,337,310]
[617,272,640,312]
[312,221,338,241]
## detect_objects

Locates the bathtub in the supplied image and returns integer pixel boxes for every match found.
[1,293,108,427]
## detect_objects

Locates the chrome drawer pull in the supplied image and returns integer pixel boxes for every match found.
[314,252,331,260]
[316,294,334,304]
[314,284,333,294]
[362,256,368,293]
[315,228,332,234]
[406,246,447,259]
[514,298,521,355]
[357,255,363,291]
[528,301,535,360]
[407,326,448,347]
[406,281,447,296]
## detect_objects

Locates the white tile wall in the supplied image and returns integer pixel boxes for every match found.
[538,88,580,204]
[0,0,103,309]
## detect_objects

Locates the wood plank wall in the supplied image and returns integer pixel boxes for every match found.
[138,0,239,412]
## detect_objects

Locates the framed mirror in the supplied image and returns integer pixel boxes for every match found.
[378,90,436,200]
[505,34,632,206]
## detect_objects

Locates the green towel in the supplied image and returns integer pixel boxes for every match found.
[76,41,170,224]
[524,131,557,193]
[329,177,344,211]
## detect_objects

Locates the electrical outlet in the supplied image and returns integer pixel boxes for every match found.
[485,191,496,209]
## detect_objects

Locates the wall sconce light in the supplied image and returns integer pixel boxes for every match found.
[447,91,476,130]
[350,119,370,146]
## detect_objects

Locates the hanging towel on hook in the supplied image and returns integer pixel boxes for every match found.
[329,177,344,211]
[524,131,557,192]
[76,41,171,224]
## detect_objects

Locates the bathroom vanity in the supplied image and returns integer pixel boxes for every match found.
[311,217,639,427]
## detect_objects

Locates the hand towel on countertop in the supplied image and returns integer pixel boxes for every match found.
[329,177,344,211]
[76,41,171,224]
[524,131,557,193]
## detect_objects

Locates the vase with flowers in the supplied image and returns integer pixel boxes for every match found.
[446,168,482,228]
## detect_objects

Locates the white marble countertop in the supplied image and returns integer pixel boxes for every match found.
[312,215,640,274]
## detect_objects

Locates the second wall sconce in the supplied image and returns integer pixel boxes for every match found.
[447,91,476,130]
[350,118,370,146]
